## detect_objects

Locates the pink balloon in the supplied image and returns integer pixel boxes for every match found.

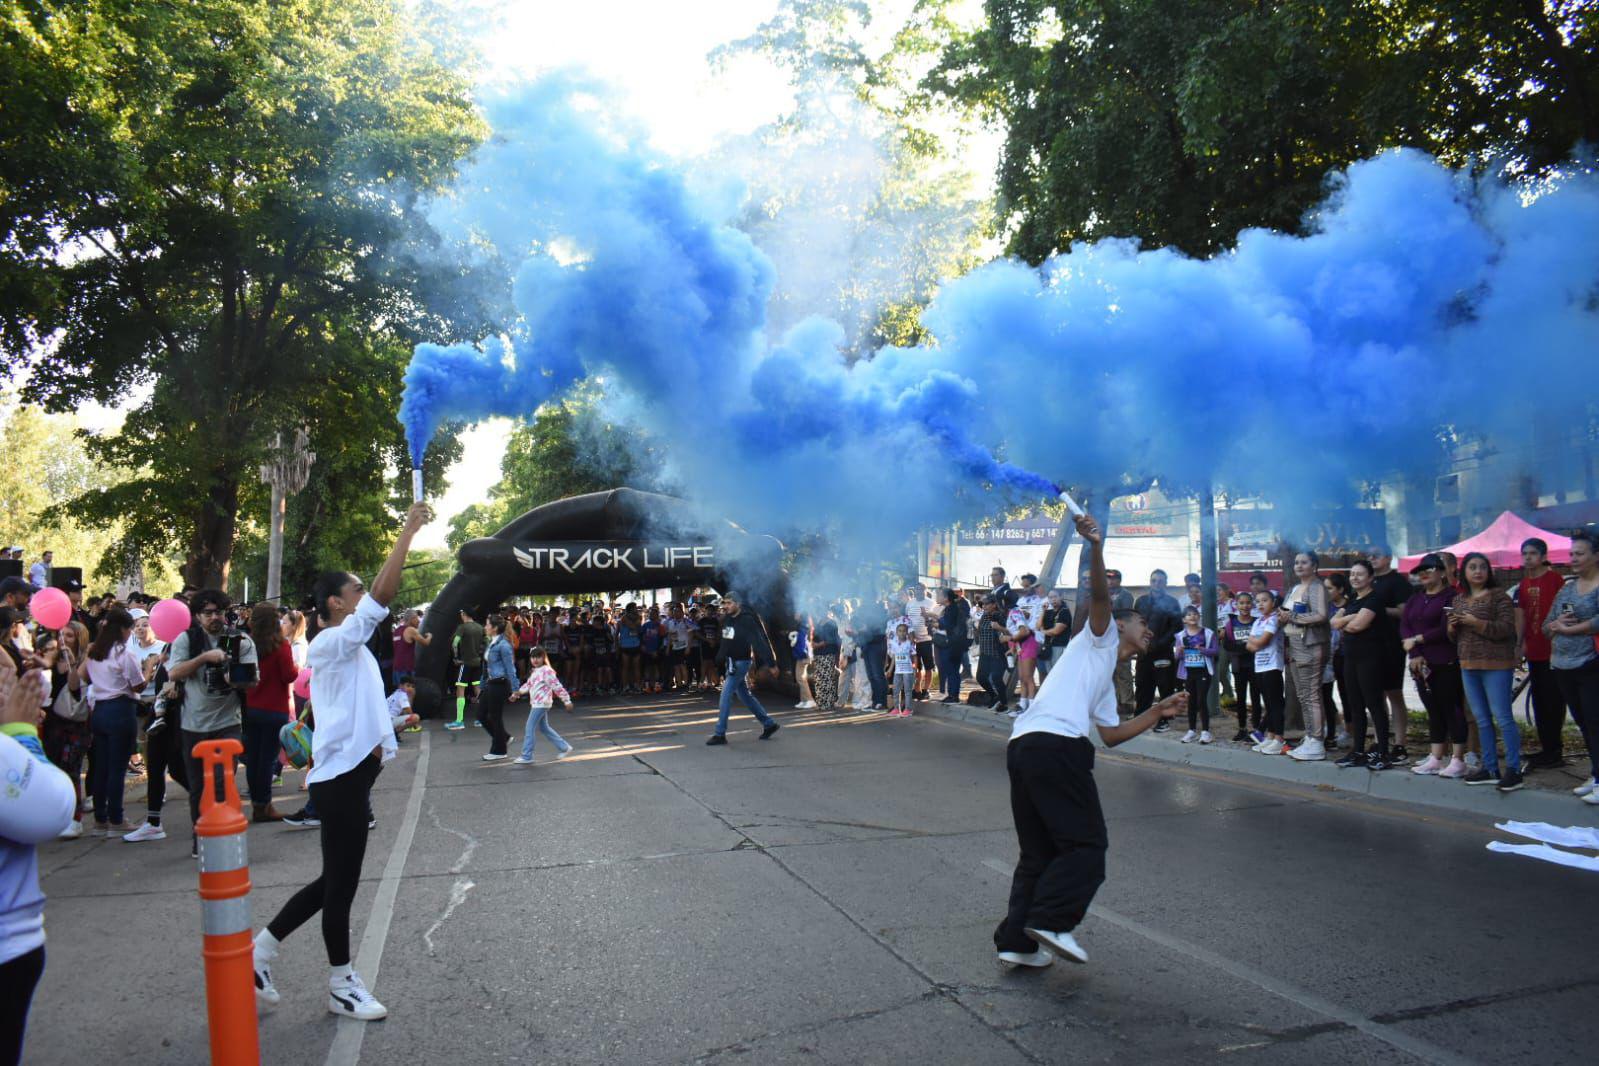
[30,587,71,630]
[149,598,193,643]
[293,667,313,701]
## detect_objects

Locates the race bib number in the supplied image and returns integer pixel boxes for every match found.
[1184,648,1206,668]
[723,626,735,640]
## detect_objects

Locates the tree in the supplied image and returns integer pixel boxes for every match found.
[0,0,493,587]
[919,0,1599,260]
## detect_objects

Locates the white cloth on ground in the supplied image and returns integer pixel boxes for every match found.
[1494,821,1599,851]
[1486,840,1599,872]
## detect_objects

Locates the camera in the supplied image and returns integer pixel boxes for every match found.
[204,627,258,694]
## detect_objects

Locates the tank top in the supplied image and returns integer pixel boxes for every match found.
[392,629,416,674]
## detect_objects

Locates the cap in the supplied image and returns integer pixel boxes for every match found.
[128,607,149,621]
[1413,553,1447,573]
[0,576,30,596]
[63,579,83,591]
[1105,569,1123,581]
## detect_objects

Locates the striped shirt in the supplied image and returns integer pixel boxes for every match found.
[515,664,571,707]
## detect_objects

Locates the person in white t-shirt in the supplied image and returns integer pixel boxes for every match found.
[386,680,421,736]
[994,513,1185,971]
[1246,590,1287,753]
[252,500,431,1025]
[887,624,916,716]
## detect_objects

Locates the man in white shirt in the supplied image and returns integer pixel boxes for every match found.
[902,584,938,699]
[994,513,1185,971]
[253,500,431,1025]
[28,551,50,590]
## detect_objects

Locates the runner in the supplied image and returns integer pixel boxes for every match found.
[993,512,1185,969]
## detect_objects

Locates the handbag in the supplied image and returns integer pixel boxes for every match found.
[279,715,314,769]
[51,682,90,723]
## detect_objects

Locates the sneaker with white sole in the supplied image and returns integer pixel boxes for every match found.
[1199,731,1213,744]
[1464,751,1481,770]
[1288,737,1325,761]
[57,820,84,840]
[557,747,574,760]
[328,973,387,1020]
[123,821,166,842]
[1438,757,1467,778]
[997,948,1053,968]
[1023,926,1088,964]
[1259,738,1285,756]
[254,960,280,1009]
[1584,791,1599,806]
[512,755,534,765]
[1575,778,1598,797]
[482,753,508,762]
[1410,755,1443,776]
[443,721,466,731]
[1180,729,1198,744]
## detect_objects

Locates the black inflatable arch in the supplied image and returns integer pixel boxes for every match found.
[412,488,787,716]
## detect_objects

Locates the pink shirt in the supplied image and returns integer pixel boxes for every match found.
[515,664,571,707]
[86,645,146,701]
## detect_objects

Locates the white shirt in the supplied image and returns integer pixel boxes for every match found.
[886,614,912,640]
[888,638,916,674]
[306,594,396,785]
[85,644,146,702]
[1251,616,1283,672]
[903,597,936,641]
[666,618,695,650]
[27,562,47,589]
[1017,592,1047,632]
[386,688,412,726]
[1010,616,1121,741]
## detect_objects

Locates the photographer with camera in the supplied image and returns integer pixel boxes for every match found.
[166,589,258,857]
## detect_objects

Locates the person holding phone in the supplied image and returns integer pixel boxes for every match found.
[1278,551,1331,760]
[1451,552,1522,791]
[1546,530,1599,803]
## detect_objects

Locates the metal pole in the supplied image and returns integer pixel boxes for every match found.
[1200,487,1219,721]
[264,484,284,603]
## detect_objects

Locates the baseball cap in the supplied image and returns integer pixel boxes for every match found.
[1104,569,1123,581]
[1413,553,1446,573]
[0,577,30,596]
[128,607,149,621]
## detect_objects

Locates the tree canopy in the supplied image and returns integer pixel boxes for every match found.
[0,0,492,588]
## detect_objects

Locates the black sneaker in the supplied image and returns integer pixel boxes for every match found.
[1152,720,1171,733]
[368,817,378,830]
[282,808,321,828]
[760,722,780,740]
[1335,751,1367,769]
[1462,768,1498,786]
[705,735,728,746]
[1389,747,1409,766]
[1496,769,1525,792]
[1526,752,1564,770]
[1366,754,1390,772]
[1231,730,1251,742]
[992,704,1009,715]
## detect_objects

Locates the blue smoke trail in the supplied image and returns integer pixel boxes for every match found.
[402,74,1599,561]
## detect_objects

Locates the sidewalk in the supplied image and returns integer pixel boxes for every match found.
[908,693,1599,828]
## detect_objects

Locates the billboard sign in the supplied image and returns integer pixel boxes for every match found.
[1218,508,1387,571]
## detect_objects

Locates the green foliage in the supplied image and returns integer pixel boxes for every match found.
[919,0,1599,260]
[0,0,494,586]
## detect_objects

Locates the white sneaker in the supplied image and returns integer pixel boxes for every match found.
[123,821,166,842]
[58,820,84,840]
[1289,737,1325,761]
[328,973,387,1020]
[1575,778,1598,797]
[1585,792,1599,806]
[997,948,1053,968]
[253,959,280,1009]
[1199,731,1213,745]
[481,753,508,762]
[1260,738,1285,756]
[1023,927,1088,964]
[1335,731,1352,749]
[80,796,94,814]
[557,747,574,760]
[512,756,533,765]
[1181,729,1198,744]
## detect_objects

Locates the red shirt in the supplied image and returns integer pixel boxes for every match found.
[1518,569,1565,662]
[246,640,298,715]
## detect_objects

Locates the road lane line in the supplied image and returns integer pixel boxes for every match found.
[325,730,431,1066]
[979,857,1470,1065]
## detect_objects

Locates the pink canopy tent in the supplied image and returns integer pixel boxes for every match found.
[1401,511,1572,572]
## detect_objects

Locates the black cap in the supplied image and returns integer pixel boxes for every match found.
[63,578,83,591]
[0,576,30,596]
[1414,553,1446,573]
[1105,569,1122,581]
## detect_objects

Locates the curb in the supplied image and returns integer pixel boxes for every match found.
[912,698,1599,828]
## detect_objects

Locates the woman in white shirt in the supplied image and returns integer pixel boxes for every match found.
[252,501,431,1024]
[81,608,148,834]
[1246,590,1287,754]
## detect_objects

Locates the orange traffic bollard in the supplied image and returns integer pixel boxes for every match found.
[193,738,261,1066]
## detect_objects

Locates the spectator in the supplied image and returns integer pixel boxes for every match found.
[1400,554,1466,778]
[988,567,1015,610]
[854,597,889,711]
[40,621,91,839]
[243,602,296,823]
[27,552,50,591]
[790,611,814,709]
[1221,590,1259,742]
[1037,588,1072,681]
[1545,530,1599,804]
[82,608,148,836]
[391,609,431,687]
[1248,572,1270,597]
[1134,569,1182,729]
[1449,552,1521,791]
[1517,538,1569,768]
[1323,573,1354,749]
[1104,569,1134,713]
[1367,545,1414,763]
[387,678,421,735]
[284,609,309,670]
[811,606,842,710]
[1247,590,1287,753]
[167,589,257,857]
[975,595,1011,714]
[0,577,31,615]
[1280,551,1332,761]
[933,588,970,703]
[1331,561,1392,769]
[1214,581,1236,707]
[1175,606,1217,743]
[1005,586,1042,714]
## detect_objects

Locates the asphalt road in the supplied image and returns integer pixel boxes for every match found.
[26,692,1598,1065]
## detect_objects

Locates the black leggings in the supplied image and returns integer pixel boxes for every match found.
[1554,660,1599,780]
[477,678,512,755]
[1344,652,1392,756]
[267,754,382,966]
[0,945,44,1066]
[143,713,189,821]
[1230,658,1259,728]
[1185,671,1211,731]
[1257,669,1285,735]
[1417,661,1468,745]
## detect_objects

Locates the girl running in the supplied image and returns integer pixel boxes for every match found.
[510,647,575,763]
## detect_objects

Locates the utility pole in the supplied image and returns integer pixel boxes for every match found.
[1200,486,1219,721]
[259,426,315,605]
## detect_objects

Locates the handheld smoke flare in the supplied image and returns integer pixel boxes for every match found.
[412,468,424,503]
[1054,488,1086,519]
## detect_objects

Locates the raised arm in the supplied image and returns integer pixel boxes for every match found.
[368,502,433,610]
[1077,514,1110,638]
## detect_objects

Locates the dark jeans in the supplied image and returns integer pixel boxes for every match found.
[1417,661,1468,745]
[90,696,140,824]
[477,678,512,755]
[143,712,188,822]
[994,734,1106,953]
[935,639,969,699]
[1527,660,1568,759]
[977,653,1008,708]
[1554,660,1599,780]
[267,754,383,966]
[1343,652,1391,755]
[1257,669,1286,736]
[183,725,243,842]
[1229,657,1259,729]
[242,707,289,808]
[1135,655,1178,713]
[862,639,888,708]
[1184,671,1211,731]
[0,945,44,1066]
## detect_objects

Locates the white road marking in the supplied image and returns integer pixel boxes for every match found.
[325,731,431,1066]
[979,858,1469,1066]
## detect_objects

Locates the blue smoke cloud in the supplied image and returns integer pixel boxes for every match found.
[402,74,1599,565]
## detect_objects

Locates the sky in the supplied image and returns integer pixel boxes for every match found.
[419,0,980,547]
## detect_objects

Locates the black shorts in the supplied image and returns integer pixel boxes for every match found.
[456,664,482,688]
[915,640,935,669]
[669,647,689,668]
[620,647,641,661]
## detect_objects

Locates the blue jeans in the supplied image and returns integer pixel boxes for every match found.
[862,639,888,708]
[519,706,571,760]
[90,696,139,824]
[1461,667,1520,775]
[717,660,774,736]
[936,640,969,699]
